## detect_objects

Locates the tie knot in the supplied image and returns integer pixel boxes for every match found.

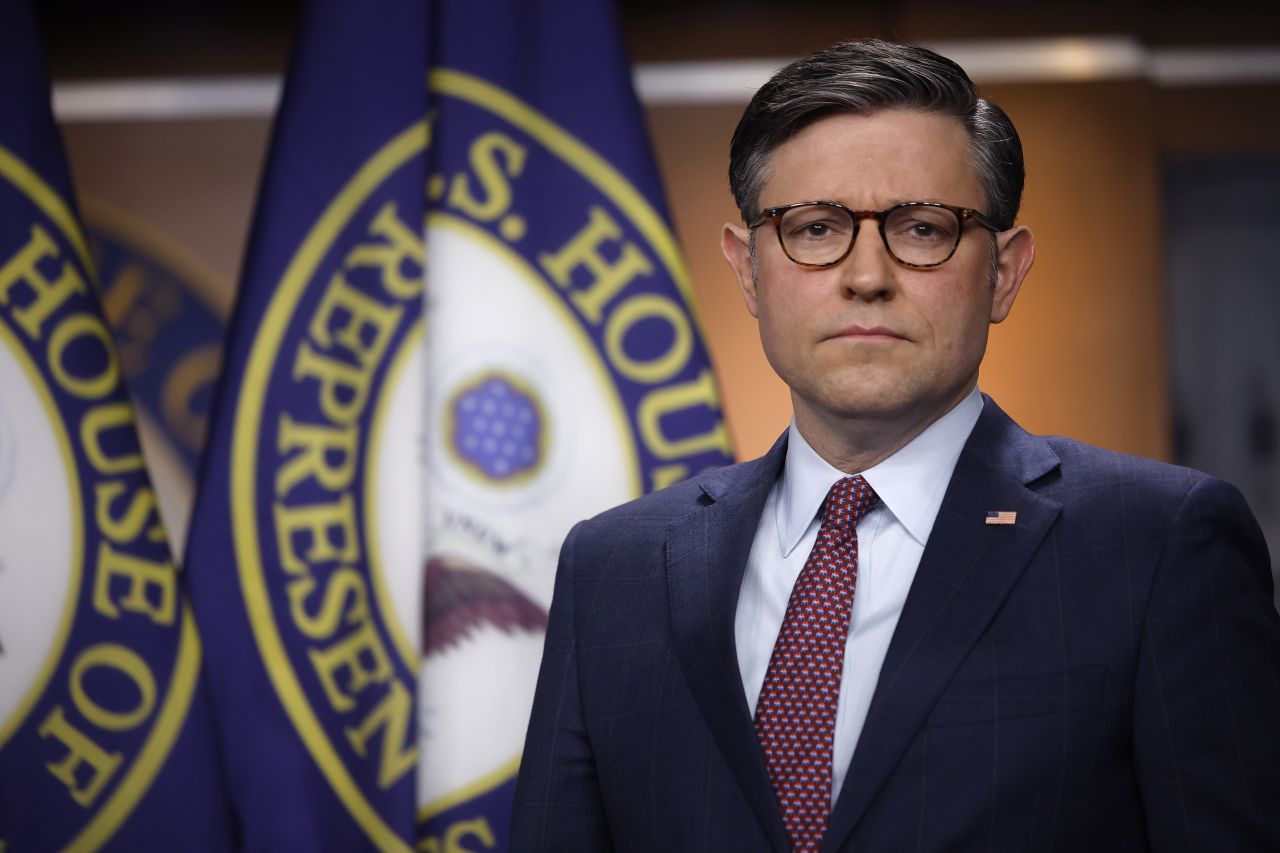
[823,475,878,535]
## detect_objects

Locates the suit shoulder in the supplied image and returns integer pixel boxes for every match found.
[555,456,765,575]
[582,476,707,529]
[580,454,767,529]
[1026,434,1268,594]
[1039,434,1248,514]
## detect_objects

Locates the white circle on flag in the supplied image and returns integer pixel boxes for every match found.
[423,215,635,607]
[411,214,637,810]
[365,321,426,671]
[0,331,76,742]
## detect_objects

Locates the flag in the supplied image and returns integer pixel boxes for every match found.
[417,0,734,847]
[86,200,230,556]
[183,0,428,848]
[184,0,733,848]
[0,1,233,849]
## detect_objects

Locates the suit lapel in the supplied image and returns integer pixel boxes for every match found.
[824,400,1064,851]
[666,436,792,853]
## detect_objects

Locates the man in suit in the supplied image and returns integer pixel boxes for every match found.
[510,40,1280,851]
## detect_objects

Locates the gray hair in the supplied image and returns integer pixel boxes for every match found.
[729,39,1024,231]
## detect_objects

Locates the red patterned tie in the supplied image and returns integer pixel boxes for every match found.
[754,475,879,852]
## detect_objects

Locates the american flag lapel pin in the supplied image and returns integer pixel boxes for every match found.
[985,510,1017,525]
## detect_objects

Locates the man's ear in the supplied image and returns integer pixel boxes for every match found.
[990,225,1035,324]
[721,222,759,318]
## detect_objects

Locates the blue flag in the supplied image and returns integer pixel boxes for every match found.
[87,200,229,490]
[184,0,428,848]
[0,1,233,849]
[184,0,732,848]
[82,200,230,562]
[417,0,733,847]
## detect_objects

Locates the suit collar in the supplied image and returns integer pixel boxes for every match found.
[695,431,787,503]
[823,396,1063,851]
[962,393,1062,485]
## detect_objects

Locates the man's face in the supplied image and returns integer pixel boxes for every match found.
[722,108,1033,438]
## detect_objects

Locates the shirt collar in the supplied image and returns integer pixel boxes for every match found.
[776,386,984,556]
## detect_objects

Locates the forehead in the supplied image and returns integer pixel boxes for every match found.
[761,109,983,209]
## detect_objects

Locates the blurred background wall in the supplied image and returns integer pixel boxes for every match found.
[35,0,1280,574]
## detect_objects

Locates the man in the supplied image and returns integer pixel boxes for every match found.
[510,40,1280,851]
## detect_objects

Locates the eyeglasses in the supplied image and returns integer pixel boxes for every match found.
[751,200,1000,269]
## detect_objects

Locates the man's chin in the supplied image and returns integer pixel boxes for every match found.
[800,376,975,428]
[800,390,918,427]
[812,374,918,417]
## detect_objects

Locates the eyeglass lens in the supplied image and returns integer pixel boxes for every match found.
[778,203,962,267]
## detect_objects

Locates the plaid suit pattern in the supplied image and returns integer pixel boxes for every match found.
[511,398,1280,852]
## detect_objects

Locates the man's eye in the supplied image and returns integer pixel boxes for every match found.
[895,218,953,243]
[789,219,844,241]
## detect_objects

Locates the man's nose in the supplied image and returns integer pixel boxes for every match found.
[838,221,896,300]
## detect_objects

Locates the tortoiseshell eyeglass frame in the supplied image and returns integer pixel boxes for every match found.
[750,200,1002,270]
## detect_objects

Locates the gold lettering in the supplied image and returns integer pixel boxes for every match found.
[637,370,732,460]
[273,494,360,574]
[538,206,653,324]
[603,293,692,384]
[293,342,372,425]
[37,706,123,807]
[447,132,527,223]
[80,402,143,475]
[446,817,497,852]
[276,415,358,496]
[49,313,120,400]
[287,567,369,640]
[100,263,152,378]
[68,644,157,731]
[309,620,392,712]
[159,343,221,453]
[309,272,402,368]
[344,678,417,788]
[344,202,426,300]
[0,225,88,339]
[94,480,163,543]
[100,263,144,328]
[93,541,175,626]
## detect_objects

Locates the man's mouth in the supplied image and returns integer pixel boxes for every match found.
[827,324,907,342]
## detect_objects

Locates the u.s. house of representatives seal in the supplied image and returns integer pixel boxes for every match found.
[225,68,731,851]
[0,145,200,851]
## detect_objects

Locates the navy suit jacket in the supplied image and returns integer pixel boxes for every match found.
[511,398,1280,851]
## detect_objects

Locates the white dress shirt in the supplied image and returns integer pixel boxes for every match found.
[734,386,983,804]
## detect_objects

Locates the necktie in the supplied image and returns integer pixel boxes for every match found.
[754,475,878,852]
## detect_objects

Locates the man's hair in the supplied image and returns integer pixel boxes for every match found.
[729,39,1025,231]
